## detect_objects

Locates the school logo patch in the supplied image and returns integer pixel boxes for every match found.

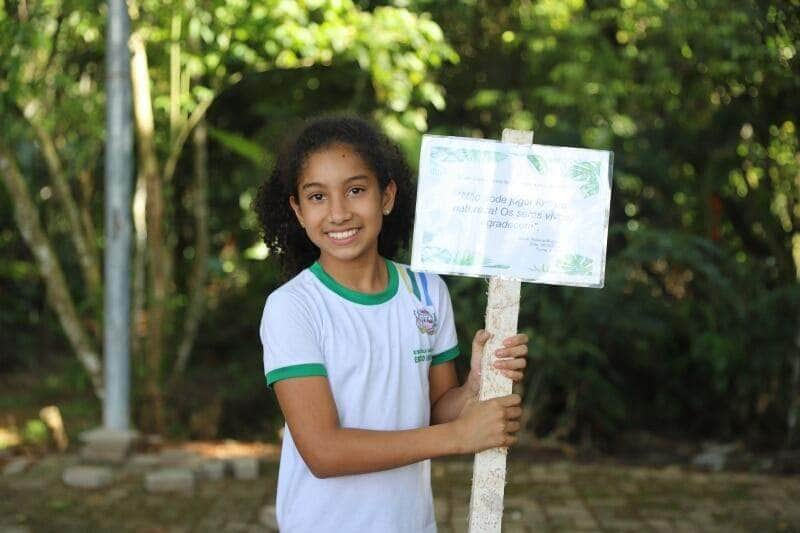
[414,308,437,335]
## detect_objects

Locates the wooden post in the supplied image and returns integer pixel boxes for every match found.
[468,128,532,533]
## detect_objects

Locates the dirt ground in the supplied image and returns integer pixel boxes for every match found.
[1,445,799,533]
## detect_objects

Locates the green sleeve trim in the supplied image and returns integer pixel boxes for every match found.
[266,363,328,386]
[431,346,460,366]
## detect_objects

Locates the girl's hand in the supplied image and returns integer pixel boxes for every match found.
[465,330,529,396]
[450,394,522,453]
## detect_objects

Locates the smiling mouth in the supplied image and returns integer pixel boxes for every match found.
[326,228,360,241]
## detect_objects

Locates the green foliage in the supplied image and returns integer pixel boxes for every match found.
[410,0,799,447]
[131,0,456,150]
[514,226,799,446]
[2,0,798,447]
[22,419,48,445]
[0,1,105,165]
[207,127,269,168]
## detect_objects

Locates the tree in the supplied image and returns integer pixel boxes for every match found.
[408,0,799,445]
[1,0,456,432]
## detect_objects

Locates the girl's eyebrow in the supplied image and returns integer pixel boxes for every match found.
[300,175,370,190]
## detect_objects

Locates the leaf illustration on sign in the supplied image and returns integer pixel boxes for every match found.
[421,246,476,266]
[526,154,546,174]
[570,161,600,198]
[556,254,593,275]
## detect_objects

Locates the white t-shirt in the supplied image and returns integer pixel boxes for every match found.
[260,259,459,533]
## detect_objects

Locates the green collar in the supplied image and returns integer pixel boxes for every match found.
[309,259,398,305]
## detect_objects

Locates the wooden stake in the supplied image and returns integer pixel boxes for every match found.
[468,128,532,533]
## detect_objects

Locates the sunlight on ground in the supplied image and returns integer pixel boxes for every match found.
[175,440,280,459]
[0,427,21,449]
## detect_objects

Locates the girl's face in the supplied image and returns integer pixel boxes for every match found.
[289,143,396,269]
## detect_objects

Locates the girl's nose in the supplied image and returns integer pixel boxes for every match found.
[328,197,352,223]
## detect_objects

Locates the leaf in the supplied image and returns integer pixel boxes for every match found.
[208,127,268,167]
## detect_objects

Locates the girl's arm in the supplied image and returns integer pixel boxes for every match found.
[274,376,521,479]
[430,330,529,425]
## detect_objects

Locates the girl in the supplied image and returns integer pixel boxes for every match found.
[256,116,528,532]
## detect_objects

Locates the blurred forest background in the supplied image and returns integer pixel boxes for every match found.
[1,0,798,455]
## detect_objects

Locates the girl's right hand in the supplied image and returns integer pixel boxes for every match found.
[450,394,522,453]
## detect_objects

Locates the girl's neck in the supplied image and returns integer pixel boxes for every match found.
[318,251,388,294]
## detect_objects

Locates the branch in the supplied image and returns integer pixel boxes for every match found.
[43,13,65,76]
[163,96,214,183]
[0,142,104,399]
[131,30,167,433]
[77,150,100,250]
[171,116,210,382]
[22,102,102,294]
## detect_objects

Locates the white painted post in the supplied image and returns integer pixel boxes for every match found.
[468,128,532,533]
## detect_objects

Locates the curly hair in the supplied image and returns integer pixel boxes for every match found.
[255,116,416,279]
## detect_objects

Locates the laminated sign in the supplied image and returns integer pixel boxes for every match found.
[411,135,614,288]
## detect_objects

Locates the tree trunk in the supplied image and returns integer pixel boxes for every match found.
[169,14,182,143]
[171,115,209,381]
[0,144,104,398]
[131,171,147,361]
[130,32,166,433]
[788,315,800,448]
[25,109,101,294]
[78,169,98,265]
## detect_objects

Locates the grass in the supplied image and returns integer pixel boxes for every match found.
[0,359,100,452]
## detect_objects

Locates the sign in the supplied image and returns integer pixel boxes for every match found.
[411,135,614,288]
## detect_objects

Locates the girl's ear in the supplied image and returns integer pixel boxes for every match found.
[382,180,397,216]
[289,195,306,228]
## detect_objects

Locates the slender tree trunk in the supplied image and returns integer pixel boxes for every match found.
[24,109,101,293]
[78,169,98,260]
[163,98,214,184]
[130,32,166,433]
[788,315,800,447]
[0,144,104,398]
[787,235,800,448]
[126,0,146,368]
[172,116,209,381]
[131,172,147,361]
[169,14,182,142]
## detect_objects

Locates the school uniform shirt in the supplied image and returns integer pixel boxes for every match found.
[259,258,459,533]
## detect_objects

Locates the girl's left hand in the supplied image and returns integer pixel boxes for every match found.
[466,330,529,395]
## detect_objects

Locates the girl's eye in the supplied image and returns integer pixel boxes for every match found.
[348,186,365,196]
[308,193,325,202]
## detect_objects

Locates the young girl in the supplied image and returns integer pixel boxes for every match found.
[255,116,528,532]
